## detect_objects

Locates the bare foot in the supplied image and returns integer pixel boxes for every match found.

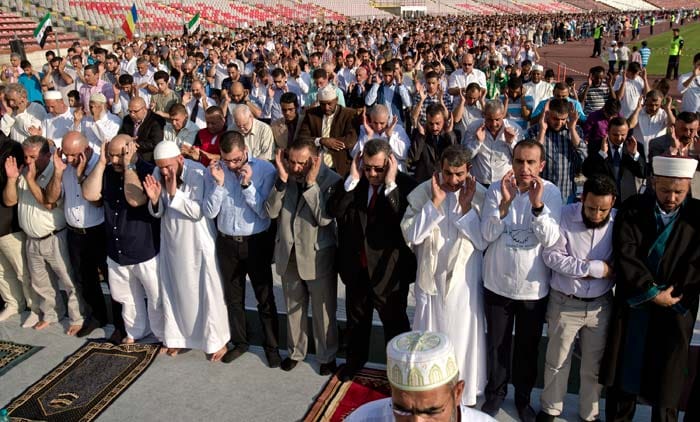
[122,336,135,344]
[167,348,181,357]
[34,320,51,330]
[66,324,82,336]
[159,346,170,355]
[210,345,228,362]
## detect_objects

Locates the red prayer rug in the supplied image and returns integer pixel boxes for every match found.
[303,366,391,421]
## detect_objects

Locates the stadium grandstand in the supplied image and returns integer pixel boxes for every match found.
[2,0,698,51]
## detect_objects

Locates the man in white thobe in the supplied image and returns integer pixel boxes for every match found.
[75,93,121,154]
[42,91,74,148]
[1,83,47,143]
[143,141,230,360]
[401,145,489,407]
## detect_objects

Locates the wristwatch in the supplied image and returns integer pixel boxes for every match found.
[126,163,137,171]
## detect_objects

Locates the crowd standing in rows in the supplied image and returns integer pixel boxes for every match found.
[0,8,699,422]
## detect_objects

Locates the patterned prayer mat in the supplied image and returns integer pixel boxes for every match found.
[0,340,42,377]
[5,341,159,422]
[303,366,391,422]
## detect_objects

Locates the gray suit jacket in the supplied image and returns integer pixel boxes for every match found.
[265,164,342,280]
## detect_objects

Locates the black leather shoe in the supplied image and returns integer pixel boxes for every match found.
[319,361,337,376]
[280,357,298,371]
[222,345,248,364]
[338,364,361,382]
[517,404,537,422]
[536,410,556,422]
[265,350,282,368]
[77,318,102,338]
[107,328,125,345]
[481,398,503,417]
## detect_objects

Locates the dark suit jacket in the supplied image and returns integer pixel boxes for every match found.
[328,172,417,298]
[408,129,459,183]
[582,140,646,205]
[297,105,358,177]
[118,111,166,162]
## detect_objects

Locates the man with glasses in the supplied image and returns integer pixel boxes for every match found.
[265,139,341,374]
[229,105,275,161]
[346,331,495,421]
[118,97,165,163]
[329,139,417,382]
[447,53,486,97]
[402,145,489,407]
[203,131,281,367]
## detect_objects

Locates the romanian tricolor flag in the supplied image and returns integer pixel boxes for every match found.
[121,3,138,40]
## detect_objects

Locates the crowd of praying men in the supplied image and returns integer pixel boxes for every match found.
[0,9,699,422]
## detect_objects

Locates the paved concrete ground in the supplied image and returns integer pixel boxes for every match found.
[0,310,657,422]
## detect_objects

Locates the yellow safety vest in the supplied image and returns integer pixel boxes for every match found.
[670,37,683,55]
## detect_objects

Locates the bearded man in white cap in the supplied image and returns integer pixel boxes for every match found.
[141,141,230,360]
[600,155,700,422]
[345,331,495,422]
[524,65,553,111]
[42,90,74,148]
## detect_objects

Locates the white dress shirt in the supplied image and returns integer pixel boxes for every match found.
[448,68,487,90]
[632,109,668,160]
[352,125,411,171]
[613,75,645,118]
[63,151,104,228]
[679,71,700,113]
[463,118,523,185]
[185,96,215,130]
[1,103,47,143]
[80,111,122,154]
[481,180,562,300]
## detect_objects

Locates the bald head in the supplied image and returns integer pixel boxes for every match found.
[61,131,91,167]
[128,97,147,123]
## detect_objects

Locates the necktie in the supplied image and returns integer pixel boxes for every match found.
[321,114,334,168]
[190,100,199,123]
[360,185,379,268]
[612,146,621,165]
[133,120,141,137]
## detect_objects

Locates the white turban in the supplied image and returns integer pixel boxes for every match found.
[153,141,181,160]
[43,90,63,100]
[317,85,337,102]
[653,156,698,179]
[386,331,459,392]
[90,93,107,104]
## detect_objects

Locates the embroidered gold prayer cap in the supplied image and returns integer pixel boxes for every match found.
[43,90,63,100]
[317,85,337,102]
[653,156,698,179]
[153,141,182,160]
[386,331,459,392]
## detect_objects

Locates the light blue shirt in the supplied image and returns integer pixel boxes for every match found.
[531,96,586,122]
[203,156,276,236]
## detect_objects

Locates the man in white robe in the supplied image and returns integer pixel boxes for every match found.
[346,331,495,422]
[142,141,230,360]
[76,93,121,154]
[401,145,489,407]
[42,91,74,148]
[1,83,47,143]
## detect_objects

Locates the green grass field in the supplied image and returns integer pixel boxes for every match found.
[629,22,700,77]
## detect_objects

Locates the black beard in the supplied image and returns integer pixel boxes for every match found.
[582,209,610,229]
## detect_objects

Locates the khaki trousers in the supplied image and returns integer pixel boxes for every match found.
[282,258,338,364]
[26,229,85,324]
[540,289,612,421]
[0,231,38,313]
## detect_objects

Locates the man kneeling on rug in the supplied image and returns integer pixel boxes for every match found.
[346,331,495,422]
